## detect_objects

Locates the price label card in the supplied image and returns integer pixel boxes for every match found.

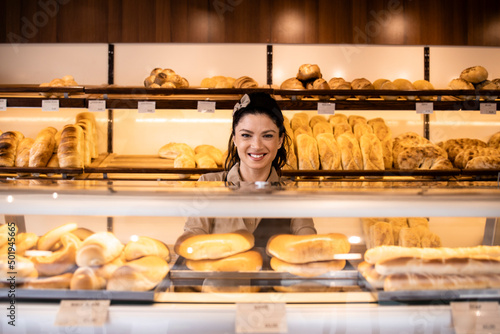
[317,102,336,115]
[54,300,110,327]
[451,302,500,334]
[42,99,59,112]
[197,101,216,113]
[480,103,497,115]
[0,99,6,111]
[138,101,156,113]
[416,102,433,114]
[235,303,287,334]
[88,100,106,112]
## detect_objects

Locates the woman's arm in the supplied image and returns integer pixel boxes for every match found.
[291,218,317,235]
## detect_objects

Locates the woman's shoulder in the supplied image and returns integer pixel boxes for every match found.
[198,171,228,182]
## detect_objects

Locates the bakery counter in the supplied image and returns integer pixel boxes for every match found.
[4,302,456,334]
[1,179,499,218]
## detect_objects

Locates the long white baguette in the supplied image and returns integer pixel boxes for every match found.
[384,273,500,292]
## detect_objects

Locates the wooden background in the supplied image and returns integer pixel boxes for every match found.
[1,0,499,45]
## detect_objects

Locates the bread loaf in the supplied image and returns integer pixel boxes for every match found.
[333,123,352,139]
[233,76,259,88]
[370,222,394,248]
[186,250,262,272]
[337,132,363,170]
[383,273,500,292]
[297,64,322,81]
[0,254,37,282]
[460,65,488,84]
[266,233,350,264]
[0,131,24,167]
[328,78,351,100]
[392,79,417,100]
[364,245,500,265]
[290,113,309,131]
[107,256,169,292]
[32,233,80,276]
[465,156,500,169]
[76,232,124,267]
[311,78,331,101]
[195,153,218,168]
[446,78,475,100]
[37,222,78,251]
[174,154,196,168]
[360,133,385,170]
[353,123,373,141]
[124,236,170,262]
[377,256,500,277]
[58,124,84,168]
[0,232,37,256]
[348,115,367,128]
[412,79,435,101]
[15,138,34,167]
[328,113,348,126]
[75,112,98,158]
[378,81,398,101]
[29,127,57,167]
[387,218,408,245]
[70,267,106,290]
[351,78,373,100]
[368,118,393,169]
[270,256,345,277]
[194,145,223,166]
[76,119,93,166]
[159,142,194,159]
[316,133,342,170]
[22,273,73,290]
[312,121,332,138]
[488,131,500,148]
[175,230,254,260]
[280,78,305,99]
[296,134,320,170]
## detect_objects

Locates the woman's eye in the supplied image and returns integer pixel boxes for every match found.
[241,133,251,138]
[264,134,274,138]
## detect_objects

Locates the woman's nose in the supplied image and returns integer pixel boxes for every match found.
[250,137,263,149]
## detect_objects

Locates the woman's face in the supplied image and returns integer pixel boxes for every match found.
[233,113,283,177]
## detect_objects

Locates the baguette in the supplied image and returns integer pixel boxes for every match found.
[296,134,320,170]
[364,245,500,265]
[383,273,500,292]
[0,131,24,167]
[270,256,345,277]
[360,133,385,170]
[29,127,57,167]
[337,132,363,170]
[316,133,342,170]
[58,124,84,168]
[76,232,124,267]
[124,236,170,262]
[15,138,34,167]
[266,233,350,264]
[376,256,500,276]
[186,250,262,272]
[107,255,169,292]
[175,230,254,260]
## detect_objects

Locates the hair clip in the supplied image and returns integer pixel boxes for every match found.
[233,94,251,115]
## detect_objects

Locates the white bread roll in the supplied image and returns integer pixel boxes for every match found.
[413,79,435,101]
[270,256,346,277]
[124,236,170,262]
[70,267,107,290]
[195,153,218,168]
[186,250,262,272]
[107,256,169,292]
[312,78,331,101]
[316,133,342,170]
[175,230,254,260]
[32,233,81,277]
[392,78,417,100]
[0,232,37,256]
[76,232,124,267]
[194,145,223,166]
[159,142,194,159]
[351,78,373,100]
[0,223,17,249]
[174,154,196,168]
[296,134,320,170]
[460,65,488,83]
[309,114,327,127]
[348,115,367,128]
[378,81,398,101]
[373,79,390,90]
[37,222,78,251]
[266,233,350,264]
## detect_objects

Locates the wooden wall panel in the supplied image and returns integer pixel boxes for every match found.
[0,0,499,46]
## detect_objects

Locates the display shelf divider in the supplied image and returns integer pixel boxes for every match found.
[424,46,430,139]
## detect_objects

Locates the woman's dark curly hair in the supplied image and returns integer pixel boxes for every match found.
[224,92,291,176]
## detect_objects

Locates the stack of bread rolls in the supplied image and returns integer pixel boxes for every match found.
[158,143,223,168]
[361,217,441,249]
[0,223,170,292]
[144,68,189,89]
[267,233,350,277]
[280,64,332,100]
[360,245,500,292]
[441,132,500,169]
[393,132,451,170]
[39,75,78,98]
[444,65,500,101]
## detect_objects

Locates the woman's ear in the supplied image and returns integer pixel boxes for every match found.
[279,134,284,148]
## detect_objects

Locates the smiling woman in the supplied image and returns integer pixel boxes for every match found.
[174,92,317,250]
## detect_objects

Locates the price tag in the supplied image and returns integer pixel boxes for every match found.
[54,300,110,327]
[480,103,497,115]
[317,102,336,115]
[235,303,287,333]
[197,101,216,113]
[451,302,500,334]
[138,101,156,113]
[416,102,433,114]
[0,99,6,111]
[88,100,106,112]
[42,99,59,112]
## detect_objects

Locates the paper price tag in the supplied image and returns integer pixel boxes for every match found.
[480,103,497,115]
[138,101,156,113]
[54,300,110,327]
[88,100,106,112]
[317,102,336,115]
[42,99,59,112]
[0,99,6,111]
[197,101,216,113]
[451,302,500,334]
[416,102,433,114]
[235,303,287,333]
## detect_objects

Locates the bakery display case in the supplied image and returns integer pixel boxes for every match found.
[0,43,500,333]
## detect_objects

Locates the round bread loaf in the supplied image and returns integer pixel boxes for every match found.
[392,79,417,100]
[297,64,322,81]
[233,76,259,88]
[186,250,263,272]
[266,233,350,264]
[488,131,500,148]
[312,78,331,101]
[351,78,373,100]
[175,230,254,260]
[379,81,398,101]
[195,145,223,166]
[413,79,435,101]
[159,142,195,159]
[460,65,488,83]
